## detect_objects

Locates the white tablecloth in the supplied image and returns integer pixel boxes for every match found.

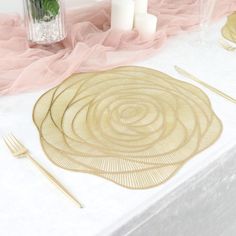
[0,3,236,236]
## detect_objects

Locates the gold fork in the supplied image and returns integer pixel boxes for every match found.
[3,134,83,208]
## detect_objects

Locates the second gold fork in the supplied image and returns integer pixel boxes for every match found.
[3,134,83,208]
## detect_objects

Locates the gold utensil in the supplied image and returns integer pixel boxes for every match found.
[175,66,236,104]
[3,134,83,208]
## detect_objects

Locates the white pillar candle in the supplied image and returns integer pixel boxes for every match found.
[111,0,135,31]
[134,0,148,14]
[134,13,157,40]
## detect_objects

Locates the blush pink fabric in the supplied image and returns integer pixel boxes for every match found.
[0,0,236,95]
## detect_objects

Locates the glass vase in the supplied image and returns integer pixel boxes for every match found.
[199,0,217,43]
[23,0,66,45]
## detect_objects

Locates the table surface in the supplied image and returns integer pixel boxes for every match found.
[0,3,236,236]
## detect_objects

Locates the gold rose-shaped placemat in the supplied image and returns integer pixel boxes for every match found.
[222,12,236,44]
[33,66,222,189]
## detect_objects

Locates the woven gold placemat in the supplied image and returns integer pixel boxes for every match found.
[33,66,222,189]
[222,12,236,44]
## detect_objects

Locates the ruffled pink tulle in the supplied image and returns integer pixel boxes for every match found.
[0,0,235,95]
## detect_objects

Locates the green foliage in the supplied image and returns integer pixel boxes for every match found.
[30,0,60,21]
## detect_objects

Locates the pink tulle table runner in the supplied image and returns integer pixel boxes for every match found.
[1,0,236,95]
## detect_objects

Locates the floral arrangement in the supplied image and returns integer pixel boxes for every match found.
[30,0,60,21]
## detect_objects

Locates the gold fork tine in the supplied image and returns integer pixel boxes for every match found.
[9,134,21,147]
[3,136,15,153]
[6,135,20,152]
[3,135,27,157]
[9,134,26,151]
[3,134,83,208]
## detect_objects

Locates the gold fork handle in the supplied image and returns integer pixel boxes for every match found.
[26,153,83,208]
